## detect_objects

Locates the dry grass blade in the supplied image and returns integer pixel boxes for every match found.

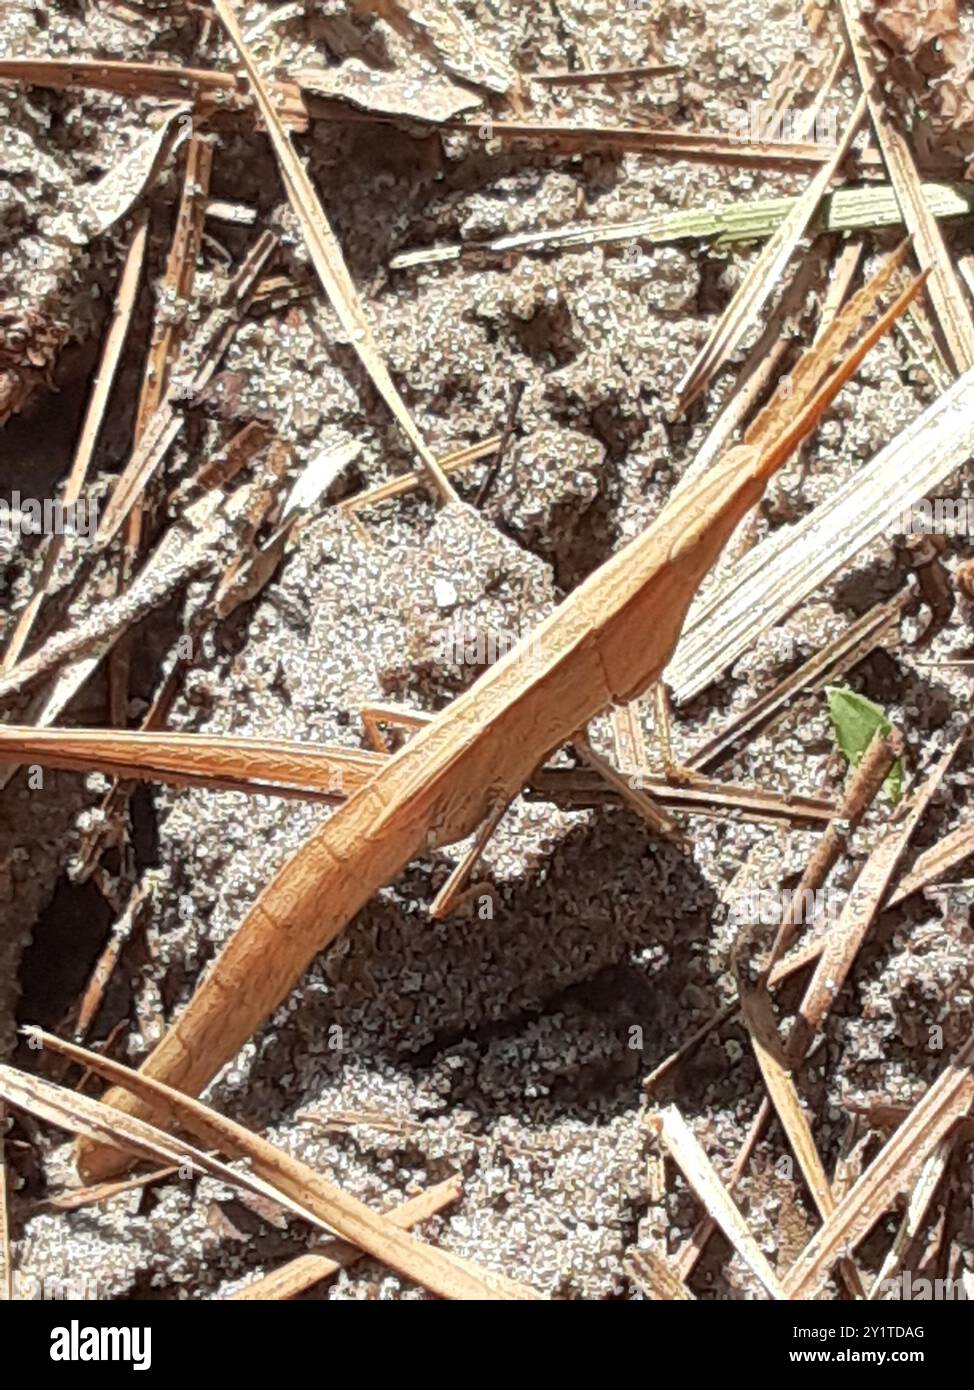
[24,1031,541,1301]
[2,214,148,671]
[838,0,974,373]
[668,310,974,704]
[229,1177,462,1300]
[0,1064,307,1209]
[135,135,213,440]
[868,1137,954,1299]
[665,729,905,1279]
[783,1032,974,1297]
[342,436,501,514]
[887,817,974,907]
[671,255,827,496]
[736,974,836,1221]
[75,277,918,1181]
[845,1101,974,1144]
[646,1105,785,1298]
[212,0,457,505]
[676,81,862,412]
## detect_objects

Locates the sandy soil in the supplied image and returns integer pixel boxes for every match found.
[1,1,973,1300]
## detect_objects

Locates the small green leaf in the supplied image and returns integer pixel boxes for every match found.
[826,686,902,802]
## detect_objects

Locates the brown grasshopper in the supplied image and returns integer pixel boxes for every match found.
[78,268,923,1179]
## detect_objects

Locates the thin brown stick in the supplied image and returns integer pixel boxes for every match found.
[2,213,149,671]
[212,0,458,505]
[838,0,974,372]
